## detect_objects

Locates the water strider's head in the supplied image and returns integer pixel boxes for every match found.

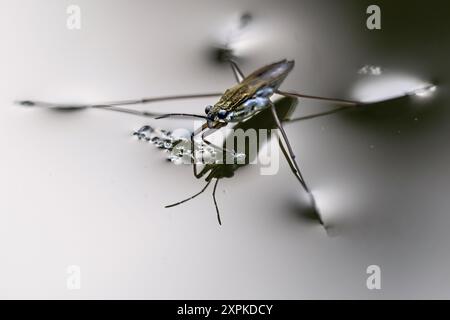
[204,104,230,129]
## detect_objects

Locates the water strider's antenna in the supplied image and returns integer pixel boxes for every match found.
[155,113,208,120]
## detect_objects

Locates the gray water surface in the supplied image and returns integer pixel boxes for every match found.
[0,0,449,298]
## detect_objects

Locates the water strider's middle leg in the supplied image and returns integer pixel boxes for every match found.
[269,101,324,225]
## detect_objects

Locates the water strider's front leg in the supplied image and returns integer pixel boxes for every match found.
[212,179,222,225]
[165,179,212,209]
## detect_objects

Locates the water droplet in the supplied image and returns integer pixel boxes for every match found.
[164,141,173,149]
[133,125,154,140]
[171,128,191,140]
[358,65,382,76]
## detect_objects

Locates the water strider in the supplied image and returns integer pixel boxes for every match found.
[135,96,301,225]
[17,59,433,226]
[144,59,363,225]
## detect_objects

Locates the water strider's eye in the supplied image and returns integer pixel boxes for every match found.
[217,109,228,119]
[205,105,212,114]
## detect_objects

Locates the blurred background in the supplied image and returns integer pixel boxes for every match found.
[0,0,449,298]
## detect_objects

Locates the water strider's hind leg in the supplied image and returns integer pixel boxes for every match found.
[276,90,360,106]
[277,84,437,106]
[285,106,350,123]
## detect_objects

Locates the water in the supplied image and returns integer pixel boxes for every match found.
[0,0,449,299]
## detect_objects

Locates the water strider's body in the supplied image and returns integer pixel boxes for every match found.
[205,59,294,128]
[165,59,330,225]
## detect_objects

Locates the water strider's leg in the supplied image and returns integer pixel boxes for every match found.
[94,106,175,119]
[189,124,238,171]
[276,90,360,106]
[277,138,305,186]
[278,83,437,106]
[191,123,209,178]
[165,180,212,208]
[228,59,245,83]
[201,128,237,161]
[269,102,324,225]
[277,138,324,226]
[212,179,222,225]
[269,102,307,190]
[285,106,350,124]
[17,93,223,109]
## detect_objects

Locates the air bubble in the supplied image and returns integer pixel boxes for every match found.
[133,125,153,140]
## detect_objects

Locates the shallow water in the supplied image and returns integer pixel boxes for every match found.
[0,0,449,298]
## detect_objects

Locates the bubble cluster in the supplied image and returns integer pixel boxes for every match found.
[133,125,246,165]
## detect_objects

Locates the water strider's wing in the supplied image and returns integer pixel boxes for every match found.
[214,60,295,112]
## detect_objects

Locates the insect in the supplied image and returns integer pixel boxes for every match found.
[153,59,361,225]
[18,59,432,226]
[134,96,301,225]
